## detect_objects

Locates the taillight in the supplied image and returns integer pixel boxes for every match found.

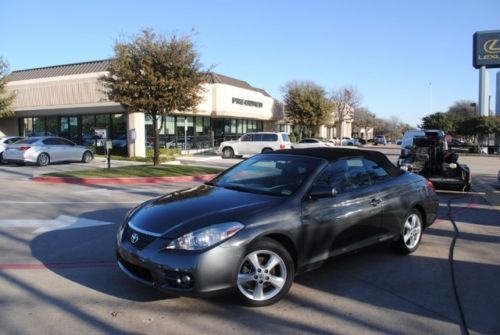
[280,143,285,149]
[19,146,31,151]
[426,179,435,191]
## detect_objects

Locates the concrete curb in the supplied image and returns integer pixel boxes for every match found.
[31,174,218,185]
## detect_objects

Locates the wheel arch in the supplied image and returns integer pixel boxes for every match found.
[222,146,235,155]
[412,204,427,228]
[263,233,298,270]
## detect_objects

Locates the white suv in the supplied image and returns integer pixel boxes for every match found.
[219,132,291,158]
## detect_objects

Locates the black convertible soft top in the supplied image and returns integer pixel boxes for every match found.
[268,147,403,177]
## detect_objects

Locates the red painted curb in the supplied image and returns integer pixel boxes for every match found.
[0,261,116,270]
[31,174,218,185]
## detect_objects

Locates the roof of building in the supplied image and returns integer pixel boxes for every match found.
[8,59,271,97]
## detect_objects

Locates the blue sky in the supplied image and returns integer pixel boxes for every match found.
[1,0,499,126]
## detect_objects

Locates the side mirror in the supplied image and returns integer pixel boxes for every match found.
[310,185,338,198]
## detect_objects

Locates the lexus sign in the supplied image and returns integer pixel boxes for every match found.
[473,30,500,69]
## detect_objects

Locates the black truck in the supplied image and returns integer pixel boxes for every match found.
[399,131,471,192]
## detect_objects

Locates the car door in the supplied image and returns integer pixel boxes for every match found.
[41,138,61,162]
[364,159,414,238]
[59,138,80,161]
[260,133,278,151]
[301,158,383,265]
[237,133,254,155]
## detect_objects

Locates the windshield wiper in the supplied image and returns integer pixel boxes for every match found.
[222,184,278,196]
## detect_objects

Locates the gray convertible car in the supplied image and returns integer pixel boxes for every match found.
[117,148,438,306]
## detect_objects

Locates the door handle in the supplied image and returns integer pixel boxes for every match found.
[370,198,381,206]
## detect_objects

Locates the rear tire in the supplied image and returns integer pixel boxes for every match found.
[261,148,273,153]
[236,238,294,307]
[392,209,423,254]
[37,153,50,167]
[222,147,234,159]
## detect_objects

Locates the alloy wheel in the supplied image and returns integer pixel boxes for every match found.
[237,250,287,302]
[403,213,421,249]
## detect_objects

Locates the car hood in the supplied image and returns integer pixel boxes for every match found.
[128,184,282,238]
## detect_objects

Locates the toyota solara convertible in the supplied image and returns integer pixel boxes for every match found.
[116,148,438,306]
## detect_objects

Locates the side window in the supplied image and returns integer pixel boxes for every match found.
[262,134,278,142]
[43,138,58,145]
[313,160,349,191]
[345,158,370,189]
[253,133,263,142]
[240,134,253,142]
[59,138,75,146]
[363,159,391,184]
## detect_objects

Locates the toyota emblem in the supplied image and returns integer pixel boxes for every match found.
[130,233,139,244]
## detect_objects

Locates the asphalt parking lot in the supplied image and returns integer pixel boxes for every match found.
[0,148,498,335]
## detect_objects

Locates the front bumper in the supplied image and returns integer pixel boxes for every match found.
[116,224,245,297]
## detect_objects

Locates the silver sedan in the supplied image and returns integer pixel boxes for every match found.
[3,136,94,166]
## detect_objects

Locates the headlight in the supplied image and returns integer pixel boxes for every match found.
[166,222,244,250]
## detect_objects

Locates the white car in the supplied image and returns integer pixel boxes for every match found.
[292,138,333,149]
[3,136,94,166]
[219,132,291,158]
[341,137,360,146]
[0,136,24,163]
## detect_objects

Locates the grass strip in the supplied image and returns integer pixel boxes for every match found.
[42,165,223,178]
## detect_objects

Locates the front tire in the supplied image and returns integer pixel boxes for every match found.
[222,147,234,159]
[392,209,423,254]
[37,153,50,167]
[236,238,294,307]
[82,151,93,163]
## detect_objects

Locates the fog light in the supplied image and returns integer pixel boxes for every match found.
[175,274,193,287]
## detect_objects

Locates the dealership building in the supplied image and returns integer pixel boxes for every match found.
[1,59,352,157]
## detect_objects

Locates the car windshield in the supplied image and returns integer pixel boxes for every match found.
[212,154,321,196]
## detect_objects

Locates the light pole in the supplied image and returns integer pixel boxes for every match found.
[429,82,433,115]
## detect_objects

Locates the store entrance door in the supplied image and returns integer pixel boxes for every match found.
[59,116,80,143]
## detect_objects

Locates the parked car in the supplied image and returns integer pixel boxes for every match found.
[2,136,94,166]
[219,132,291,158]
[112,135,128,149]
[374,135,387,145]
[341,137,360,146]
[292,138,332,149]
[355,138,367,145]
[116,147,439,306]
[0,136,24,163]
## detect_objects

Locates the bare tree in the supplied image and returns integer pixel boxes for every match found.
[352,107,376,137]
[331,86,362,139]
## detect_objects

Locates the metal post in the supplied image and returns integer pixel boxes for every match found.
[496,71,500,153]
[478,66,490,149]
[184,117,187,151]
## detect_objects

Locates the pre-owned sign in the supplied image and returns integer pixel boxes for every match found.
[473,30,500,69]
